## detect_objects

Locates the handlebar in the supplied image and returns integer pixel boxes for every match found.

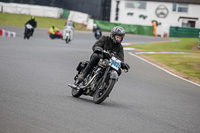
[103,50,129,72]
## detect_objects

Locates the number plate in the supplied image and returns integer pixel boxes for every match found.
[26,24,32,29]
[109,57,121,71]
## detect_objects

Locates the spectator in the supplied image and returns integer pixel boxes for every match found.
[152,20,157,37]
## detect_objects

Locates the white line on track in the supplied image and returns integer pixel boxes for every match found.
[128,52,200,87]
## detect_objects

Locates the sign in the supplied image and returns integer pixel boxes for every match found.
[155,5,169,18]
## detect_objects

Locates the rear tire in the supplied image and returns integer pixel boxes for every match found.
[93,79,115,104]
[50,34,55,39]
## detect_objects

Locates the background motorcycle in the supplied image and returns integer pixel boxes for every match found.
[94,29,102,40]
[68,50,128,104]
[24,24,33,39]
[47,30,62,39]
[63,29,71,43]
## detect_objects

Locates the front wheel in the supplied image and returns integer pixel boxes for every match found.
[93,79,116,104]
[71,88,83,98]
[65,37,70,43]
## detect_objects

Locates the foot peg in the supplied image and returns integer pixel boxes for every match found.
[68,84,80,90]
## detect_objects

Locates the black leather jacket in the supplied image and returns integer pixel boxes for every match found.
[25,19,37,28]
[92,36,124,62]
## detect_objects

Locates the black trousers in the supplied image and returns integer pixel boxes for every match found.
[83,53,102,74]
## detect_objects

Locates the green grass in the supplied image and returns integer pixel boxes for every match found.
[127,38,200,83]
[131,38,198,52]
[147,54,200,80]
[0,13,88,30]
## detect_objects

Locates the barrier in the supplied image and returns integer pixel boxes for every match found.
[0,29,16,37]
[94,20,153,36]
[0,29,2,36]
[1,3,63,18]
[170,27,200,38]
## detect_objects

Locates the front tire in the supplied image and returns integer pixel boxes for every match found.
[65,37,70,43]
[71,88,83,98]
[93,79,116,104]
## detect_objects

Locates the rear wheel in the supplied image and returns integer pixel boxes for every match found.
[50,34,55,39]
[93,79,116,104]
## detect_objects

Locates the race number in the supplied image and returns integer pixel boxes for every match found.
[26,24,32,29]
[109,57,121,71]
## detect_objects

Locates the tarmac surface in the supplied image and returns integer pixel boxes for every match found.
[0,26,200,133]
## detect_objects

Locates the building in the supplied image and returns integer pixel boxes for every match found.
[110,0,200,28]
[109,0,200,37]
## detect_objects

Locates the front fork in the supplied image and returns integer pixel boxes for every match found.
[101,66,111,85]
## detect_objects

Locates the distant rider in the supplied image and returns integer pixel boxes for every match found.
[93,24,102,39]
[63,19,75,41]
[70,26,130,88]
[25,16,37,36]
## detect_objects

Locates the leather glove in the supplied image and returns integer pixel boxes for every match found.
[104,52,111,59]
[94,46,103,53]
[121,62,130,71]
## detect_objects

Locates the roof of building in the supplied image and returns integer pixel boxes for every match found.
[141,0,200,4]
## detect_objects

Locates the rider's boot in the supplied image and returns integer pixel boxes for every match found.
[68,65,92,89]
[68,72,86,89]
[76,64,92,84]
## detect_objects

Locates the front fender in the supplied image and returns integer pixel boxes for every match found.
[109,70,119,80]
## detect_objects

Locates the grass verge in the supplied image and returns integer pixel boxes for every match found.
[127,38,200,84]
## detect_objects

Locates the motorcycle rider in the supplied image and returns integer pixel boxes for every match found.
[93,24,102,39]
[25,16,37,36]
[93,24,101,32]
[70,26,130,88]
[49,26,60,38]
[63,19,75,41]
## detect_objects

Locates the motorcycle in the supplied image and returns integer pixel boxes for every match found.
[68,50,128,104]
[94,29,102,40]
[47,30,63,39]
[62,28,72,43]
[65,30,70,43]
[24,24,33,39]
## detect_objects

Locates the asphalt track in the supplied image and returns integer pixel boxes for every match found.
[0,26,200,133]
